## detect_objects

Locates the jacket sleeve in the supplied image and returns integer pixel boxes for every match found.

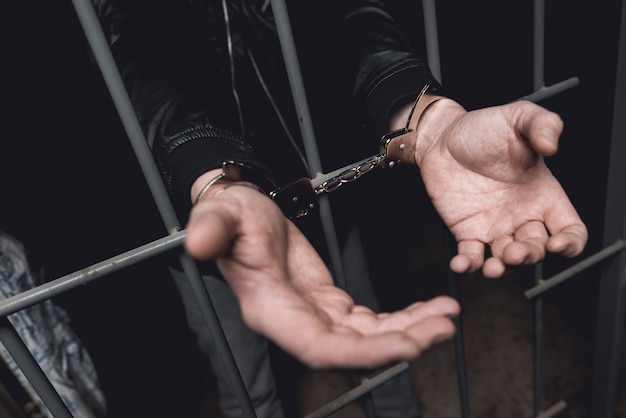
[91,0,445,216]
[92,0,270,217]
[328,0,447,137]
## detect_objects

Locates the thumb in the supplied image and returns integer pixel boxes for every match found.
[185,201,237,260]
[514,100,563,157]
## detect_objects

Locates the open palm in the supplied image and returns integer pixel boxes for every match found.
[186,183,460,368]
[418,100,587,277]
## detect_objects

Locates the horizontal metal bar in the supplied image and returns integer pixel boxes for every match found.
[519,77,580,102]
[524,240,626,300]
[0,230,186,318]
[303,362,409,418]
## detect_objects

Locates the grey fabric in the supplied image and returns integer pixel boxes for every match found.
[170,267,286,418]
[0,231,107,418]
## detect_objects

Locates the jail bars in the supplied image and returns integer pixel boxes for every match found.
[0,1,625,418]
[70,0,258,415]
[591,1,626,416]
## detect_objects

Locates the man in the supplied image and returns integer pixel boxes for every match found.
[92,0,587,416]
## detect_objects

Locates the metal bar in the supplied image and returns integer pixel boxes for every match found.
[0,231,185,318]
[533,0,545,90]
[518,77,580,102]
[0,232,255,418]
[0,319,73,418]
[592,0,626,415]
[269,0,348,292]
[69,0,179,232]
[422,0,442,82]
[533,263,544,416]
[531,3,545,409]
[422,1,471,413]
[177,254,260,418]
[303,362,409,418]
[420,1,471,414]
[444,230,471,418]
[536,400,567,418]
[67,1,257,415]
[524,240,625,300]
[268,0,323,177]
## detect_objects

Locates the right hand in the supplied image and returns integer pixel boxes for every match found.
[185,178,460,369]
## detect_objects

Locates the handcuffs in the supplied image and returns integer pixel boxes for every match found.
[197,84,432,220]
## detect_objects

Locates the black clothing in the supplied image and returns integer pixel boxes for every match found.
[92,0,442,221]
[90,2,441,416]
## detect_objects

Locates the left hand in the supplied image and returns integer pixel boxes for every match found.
[396,98,588,278]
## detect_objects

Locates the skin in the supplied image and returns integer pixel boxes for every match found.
[394,98,587,278]
[184,97,587,369]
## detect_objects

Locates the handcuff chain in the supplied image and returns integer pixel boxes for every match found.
[315,83,432,196]
[314,154,386,194]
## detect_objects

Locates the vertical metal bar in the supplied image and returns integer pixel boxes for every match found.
[267,0,322,176]
[68,1,257,416]
[269,2,379,415]
[533,263,544,417]
[423,1,470,414]
[422,0,442,82]
[0,318,73,418]
[269,0,348,292]
[177,256,258,418]
[444,230,471,418]
[69,0,179,233]
[591,0,626,416]
[533,0,545,90]
[532,3,546,412]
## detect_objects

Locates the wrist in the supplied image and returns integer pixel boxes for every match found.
[385,92,465,168]
[412,99,466,166]
[389,93,446,132]
[191,169,230,204]
[191,161,277,205]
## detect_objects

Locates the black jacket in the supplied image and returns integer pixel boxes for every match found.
[92,0,443,220]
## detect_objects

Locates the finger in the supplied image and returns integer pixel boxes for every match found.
[344,296,460,334]
[482,256,507,278]
[240,288,445,369]
[403,296,461,319]
[489,236,514,258]
[253,288,459,368]
[547,224,588,257]
[185,200,237,260]
[514,101,563,156]
[514,101,563,157]
[544,199,588,257]
[388,296,460,328]
[302,317,457,369]
[499,220,548,265]
[450,240,485,274]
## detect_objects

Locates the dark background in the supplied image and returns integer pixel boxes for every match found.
[2,0,623,417]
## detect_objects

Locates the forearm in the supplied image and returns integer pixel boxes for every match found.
[93,0,269,215]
